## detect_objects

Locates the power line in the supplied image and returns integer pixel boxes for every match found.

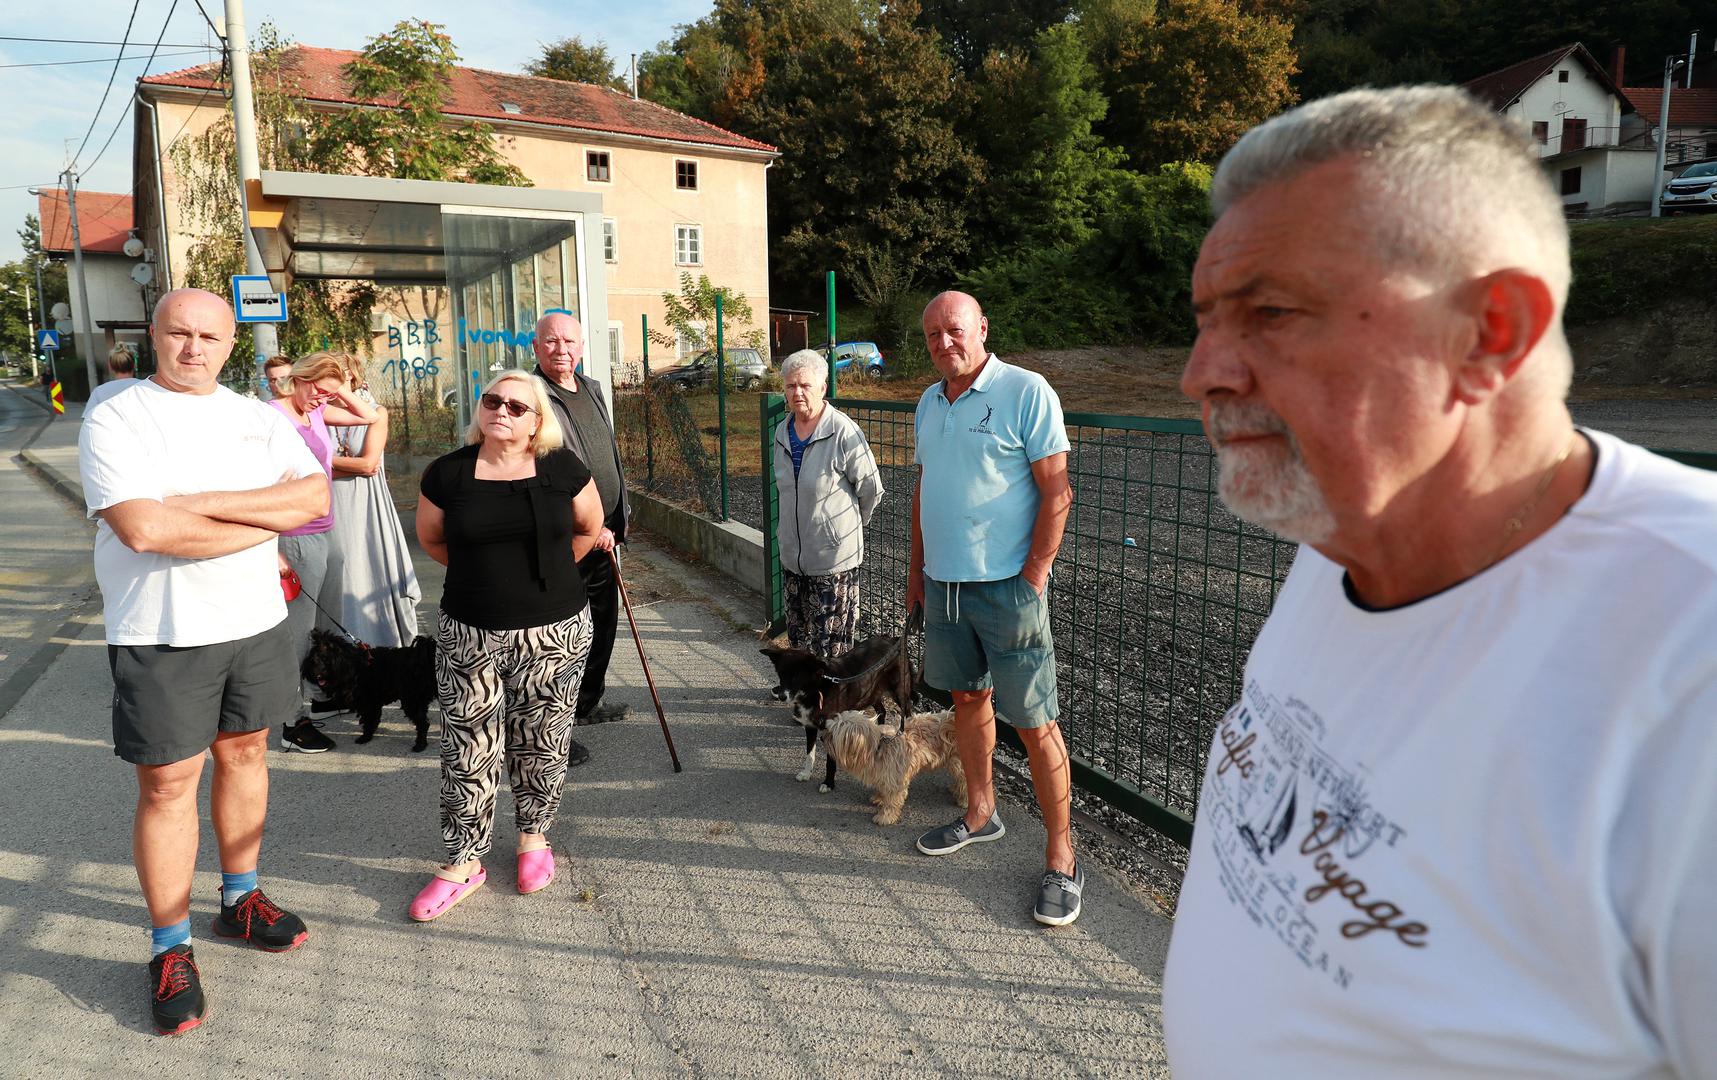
[0,35,211,48]
[83,0,188,176]
[0,49,205,71]
[68,0,145,170]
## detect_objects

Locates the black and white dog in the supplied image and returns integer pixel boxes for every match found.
[300,629,437,752]
[759,609,920,791]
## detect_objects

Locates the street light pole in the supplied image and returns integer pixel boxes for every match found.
[1651,56,1685,218]
[20,279,37,379]
[62,170,104,394]
[224,0,280,384]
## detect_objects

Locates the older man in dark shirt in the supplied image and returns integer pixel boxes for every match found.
[532,312,631,761]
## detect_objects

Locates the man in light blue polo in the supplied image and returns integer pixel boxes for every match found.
[906,290,1080,926]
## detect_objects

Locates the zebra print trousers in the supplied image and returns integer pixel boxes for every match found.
[434,607,594,867]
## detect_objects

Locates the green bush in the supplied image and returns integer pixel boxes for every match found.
[1566,215,1717,326]
[957,162,1212,350]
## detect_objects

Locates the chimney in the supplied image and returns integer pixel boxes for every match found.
[1610,45,1626,86]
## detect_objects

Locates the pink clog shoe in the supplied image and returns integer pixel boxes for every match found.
[409,865,486,922]
[517,842,555,895]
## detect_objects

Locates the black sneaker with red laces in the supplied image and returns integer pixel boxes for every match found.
[148,943,207,1036]
[212,888,309,952]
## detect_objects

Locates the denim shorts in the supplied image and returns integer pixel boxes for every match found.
[922,574,1059,729]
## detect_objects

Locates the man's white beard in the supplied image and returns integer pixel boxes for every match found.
[1206,402,1337,546]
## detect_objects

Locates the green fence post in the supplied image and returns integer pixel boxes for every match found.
[716,293,729,522]
[641,314,654,488]
[825,270,838,401]
[761,392,786,632]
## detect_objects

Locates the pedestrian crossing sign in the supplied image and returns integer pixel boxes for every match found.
[36,329,59,350]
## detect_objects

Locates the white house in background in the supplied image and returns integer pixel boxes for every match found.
[1464,43,1663,213]
[37,188,151,371]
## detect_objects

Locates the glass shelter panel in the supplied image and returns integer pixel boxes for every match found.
[442,209,582,432]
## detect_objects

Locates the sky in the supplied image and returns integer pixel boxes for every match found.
[0,0,711,263]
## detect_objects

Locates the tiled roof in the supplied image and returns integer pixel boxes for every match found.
[142,45,777,154]
[1621,87,1717,127]
[1463,43,1631,113]
[37,189,134,255]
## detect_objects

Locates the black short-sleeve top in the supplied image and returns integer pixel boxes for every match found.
[420,444,592,630]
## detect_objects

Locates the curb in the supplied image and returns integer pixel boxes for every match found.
[14,449,83,511]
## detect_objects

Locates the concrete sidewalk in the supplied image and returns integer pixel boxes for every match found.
[2,402,1173,1078]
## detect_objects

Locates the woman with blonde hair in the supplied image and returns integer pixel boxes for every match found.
[411,370,602,920]
[327,354,421,654]
[271,351,380,753]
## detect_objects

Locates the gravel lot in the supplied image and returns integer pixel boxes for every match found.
[626,393,1717,882]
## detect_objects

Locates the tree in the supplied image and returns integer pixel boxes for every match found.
[915,0,1077,74]
[313,20,532,185]
[169,21,531,361]
[527,36,629,91]
[647,271,766,355]
[739,0,987,288]
[1083,0,1298,168]
[968,23,1126,257]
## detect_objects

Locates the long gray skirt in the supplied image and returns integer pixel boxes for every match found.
[329,425,421,647]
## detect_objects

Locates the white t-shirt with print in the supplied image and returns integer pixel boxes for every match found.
[79,378,323,647]
[1163,429,1717,1079]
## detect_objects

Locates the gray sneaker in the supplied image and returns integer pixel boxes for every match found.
[1034,863,1085,926]
[915,813,1005,856]
[579,701,628,725]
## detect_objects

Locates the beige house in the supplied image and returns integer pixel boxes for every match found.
[131,46,778,380]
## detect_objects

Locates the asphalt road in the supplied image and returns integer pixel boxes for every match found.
[0,380,98,716]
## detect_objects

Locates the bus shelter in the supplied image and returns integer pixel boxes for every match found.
[247,170,608,429]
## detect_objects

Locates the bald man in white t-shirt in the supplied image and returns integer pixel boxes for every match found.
[79,288,328,1036]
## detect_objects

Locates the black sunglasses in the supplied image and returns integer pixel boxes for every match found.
[479,392,537,418]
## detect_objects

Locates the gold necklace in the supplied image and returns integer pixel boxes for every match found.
[1485,435,1577,571]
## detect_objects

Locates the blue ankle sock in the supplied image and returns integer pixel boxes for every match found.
[150,918,191,957]
[221,869,258,908]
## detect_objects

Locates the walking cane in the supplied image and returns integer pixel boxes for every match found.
[610,547,682,773]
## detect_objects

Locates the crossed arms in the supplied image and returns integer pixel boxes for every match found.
[98,473,329,559]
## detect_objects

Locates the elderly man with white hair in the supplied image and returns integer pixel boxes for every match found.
[532,311,631,760]
[771,348,883,658]
[1163,86,1717,1077]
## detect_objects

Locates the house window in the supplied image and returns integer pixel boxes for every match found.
[1531,121,1549,144]
[587,151,611,182]
[677,320,706,360]
[603,217,618,263]
[1557,70,1569,83]
[1560,167,1582,196]
[1561,117,1588,151]
[675,224,702,266]
[675,159,698,190]
[608,321,623,369]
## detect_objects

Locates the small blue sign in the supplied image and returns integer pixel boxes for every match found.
[36,329,59,350]
[232,275,288,323]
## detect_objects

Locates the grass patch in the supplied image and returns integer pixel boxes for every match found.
[1567,214,1717,325]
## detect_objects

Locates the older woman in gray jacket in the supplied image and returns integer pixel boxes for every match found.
[773,348,884,657]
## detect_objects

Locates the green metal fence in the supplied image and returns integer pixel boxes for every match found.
[762,393,1717,847]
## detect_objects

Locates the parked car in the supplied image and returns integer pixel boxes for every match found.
[1660,160,1717,214]
[653,347,768,390]
[832,341,885,378]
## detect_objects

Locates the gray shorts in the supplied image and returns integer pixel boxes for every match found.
[108,618,299,766]
[922,574,1059,729]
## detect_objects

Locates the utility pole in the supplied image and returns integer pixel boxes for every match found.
[61,171,104,394]
[224,0,280,383]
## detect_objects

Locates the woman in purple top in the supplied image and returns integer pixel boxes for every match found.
[270,351,378,753]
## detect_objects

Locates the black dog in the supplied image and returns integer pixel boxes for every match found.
[301,629,437,752]
[760,609,921,792]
